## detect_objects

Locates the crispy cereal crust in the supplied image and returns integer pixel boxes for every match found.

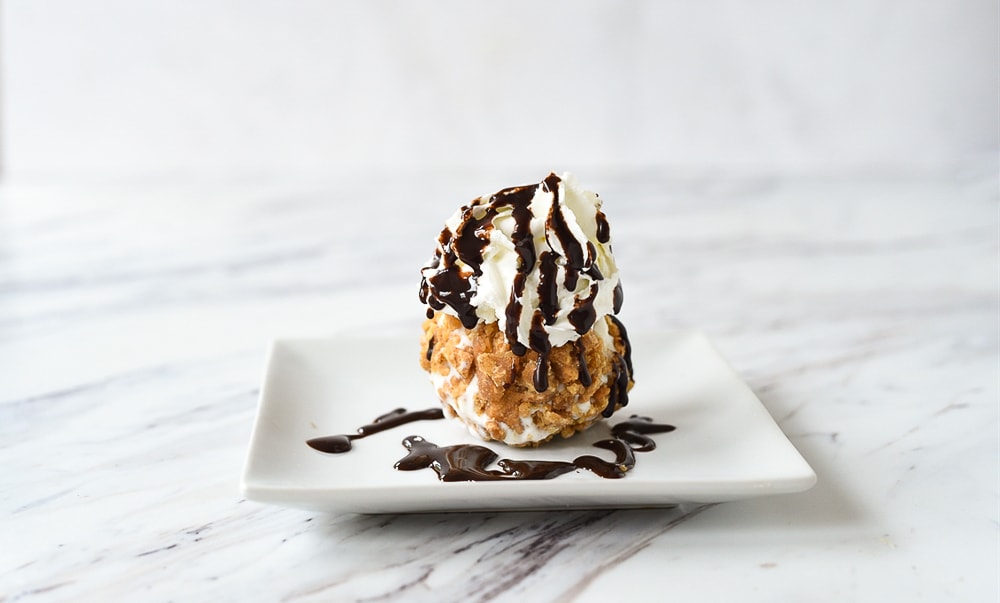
[420,313,634,446]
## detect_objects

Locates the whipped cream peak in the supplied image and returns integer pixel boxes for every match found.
[419,173,623,391]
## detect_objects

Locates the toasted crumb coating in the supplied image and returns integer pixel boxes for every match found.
[420,313,633,446]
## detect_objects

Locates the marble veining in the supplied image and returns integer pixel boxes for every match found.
[0,168,997,602]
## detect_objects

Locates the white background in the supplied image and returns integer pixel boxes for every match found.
[2,0,997,176]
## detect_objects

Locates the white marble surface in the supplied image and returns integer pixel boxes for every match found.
[1,167,997,601]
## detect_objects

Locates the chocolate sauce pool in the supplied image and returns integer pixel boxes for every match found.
[307,408,675,482]
[418,173,630,395]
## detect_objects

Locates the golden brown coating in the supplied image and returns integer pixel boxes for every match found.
[420,313,634,446]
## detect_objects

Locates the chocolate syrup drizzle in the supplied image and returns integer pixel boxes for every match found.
[574,340,592,387]
[418,173,632,399]
[306,407,445,453]
[308,408,675,482]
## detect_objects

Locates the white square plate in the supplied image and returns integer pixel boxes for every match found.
[241,331,816,513]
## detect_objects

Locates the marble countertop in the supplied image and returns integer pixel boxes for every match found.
[1,167,997,602]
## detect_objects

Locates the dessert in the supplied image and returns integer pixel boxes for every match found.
[418,173,634,446]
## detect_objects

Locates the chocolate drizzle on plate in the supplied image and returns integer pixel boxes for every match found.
[418,173,629,397]
[308,408,674,482]
[306,407,445,454]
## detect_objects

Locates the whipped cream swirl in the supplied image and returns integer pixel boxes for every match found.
[419,173,623,391]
